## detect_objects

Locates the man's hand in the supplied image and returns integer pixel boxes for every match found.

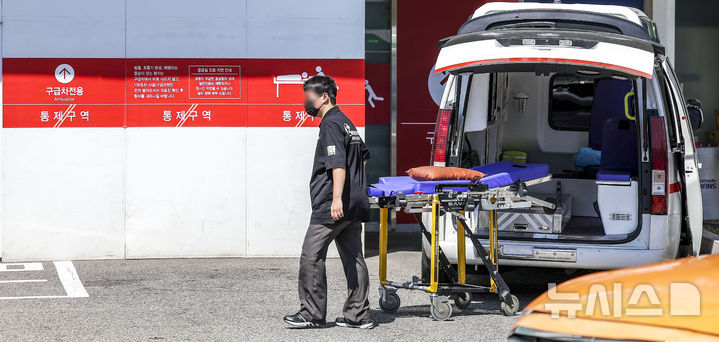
[331,198,344,221]
[331,168,346,221]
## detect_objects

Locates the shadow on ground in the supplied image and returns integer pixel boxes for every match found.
[365,230,421,258]
[363,228,596,316]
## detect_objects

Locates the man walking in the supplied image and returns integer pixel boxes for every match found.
[283,75,374,329]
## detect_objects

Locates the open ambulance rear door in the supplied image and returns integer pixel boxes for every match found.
[435,29,655,79]
[434,10,658,79]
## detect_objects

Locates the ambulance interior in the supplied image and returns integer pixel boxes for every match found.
[455,70,647,242]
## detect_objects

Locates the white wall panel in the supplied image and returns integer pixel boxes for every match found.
[246,0,364,59]
[125,127,247,258]
[125,0,248,58]
[2,0,125,58]
[1,128,125,261]
[245,127,365,257]
[245,127,317,256]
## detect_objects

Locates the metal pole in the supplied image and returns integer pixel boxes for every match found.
[390,0,398,231]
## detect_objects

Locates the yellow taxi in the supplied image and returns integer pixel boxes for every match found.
[508,255,719,341]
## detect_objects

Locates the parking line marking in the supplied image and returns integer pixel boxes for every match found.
[53,261,89,298]
[0,261,88,300]
[0,279,48,284]
[0,295,77,300]
[0,263,44,272]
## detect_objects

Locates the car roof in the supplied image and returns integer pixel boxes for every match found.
[434,2,662,78]
[522,254,719,336]
[472,2,648,26]
[450,2,659,45]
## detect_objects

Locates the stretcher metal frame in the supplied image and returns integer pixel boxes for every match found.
[371,176,554,320]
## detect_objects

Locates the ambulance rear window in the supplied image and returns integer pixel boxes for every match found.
[548,74,594,131]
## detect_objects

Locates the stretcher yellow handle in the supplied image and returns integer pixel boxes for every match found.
[489,210,497,293]
[429,194,439,293]
[457,211,466,285]
[379,207,388,286]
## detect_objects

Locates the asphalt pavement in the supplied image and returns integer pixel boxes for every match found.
[0,231,588,341]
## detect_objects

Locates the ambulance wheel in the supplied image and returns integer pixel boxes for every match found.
[379,292,400,313]
[500,295,520,316]
[454,292,471,309]
[430,298,452,321]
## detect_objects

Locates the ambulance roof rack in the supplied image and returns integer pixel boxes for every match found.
[438,8,665,57]
[455,9,653,41]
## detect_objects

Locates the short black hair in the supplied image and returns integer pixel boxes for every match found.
[303,75,337,105]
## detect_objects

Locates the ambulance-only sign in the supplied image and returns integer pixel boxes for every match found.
[3,58,365,128]
[4,58,126,128]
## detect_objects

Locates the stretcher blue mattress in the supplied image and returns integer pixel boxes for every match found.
[368,161,550,196]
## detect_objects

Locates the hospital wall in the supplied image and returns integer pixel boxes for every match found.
[0,0,365,260]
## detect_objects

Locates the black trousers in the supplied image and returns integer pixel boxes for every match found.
[297,219,371,323]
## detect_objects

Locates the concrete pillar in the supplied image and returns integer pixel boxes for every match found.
[649,0,675,62]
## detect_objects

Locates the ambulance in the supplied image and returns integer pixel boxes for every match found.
[422,2,704,275]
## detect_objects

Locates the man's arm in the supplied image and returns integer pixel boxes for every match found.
[331,167,346,221]
[319,121,348,221]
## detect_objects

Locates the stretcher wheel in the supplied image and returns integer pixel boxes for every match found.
[379,292,400,313]
[454,292,471,309]
[543,197,558,215]
[430,298,452,321]
[500,294,520,316]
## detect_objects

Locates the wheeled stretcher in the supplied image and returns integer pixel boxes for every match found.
[367,161,555,320]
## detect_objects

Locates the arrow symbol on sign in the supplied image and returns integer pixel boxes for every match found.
[58,68,72,80]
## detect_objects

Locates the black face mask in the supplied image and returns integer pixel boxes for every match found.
[304,99,320,117]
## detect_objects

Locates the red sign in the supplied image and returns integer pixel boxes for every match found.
[125,59,248,127]
[244,58,365,127]
[3,58,125,127]
[3,58,365,128]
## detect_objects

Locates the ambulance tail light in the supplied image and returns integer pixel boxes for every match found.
[430,108,452,166]
[650,116,668,215]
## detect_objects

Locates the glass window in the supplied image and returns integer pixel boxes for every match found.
[654,68,681,149]
[365,0,391,64]
[548,74,595,131]
[488,74,497,124]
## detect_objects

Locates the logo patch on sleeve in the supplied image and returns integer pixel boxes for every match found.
[327,145,336,156]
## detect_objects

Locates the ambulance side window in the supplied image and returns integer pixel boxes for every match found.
[654,68,682,149]
[447,75,471,166]
[488,74,497,124]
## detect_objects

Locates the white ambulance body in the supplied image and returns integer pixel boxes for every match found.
[422,2,703,273]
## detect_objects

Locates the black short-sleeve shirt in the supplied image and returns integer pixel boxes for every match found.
[309,106,370,225]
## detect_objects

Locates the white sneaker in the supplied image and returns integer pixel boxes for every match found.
[335,317,375,329]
